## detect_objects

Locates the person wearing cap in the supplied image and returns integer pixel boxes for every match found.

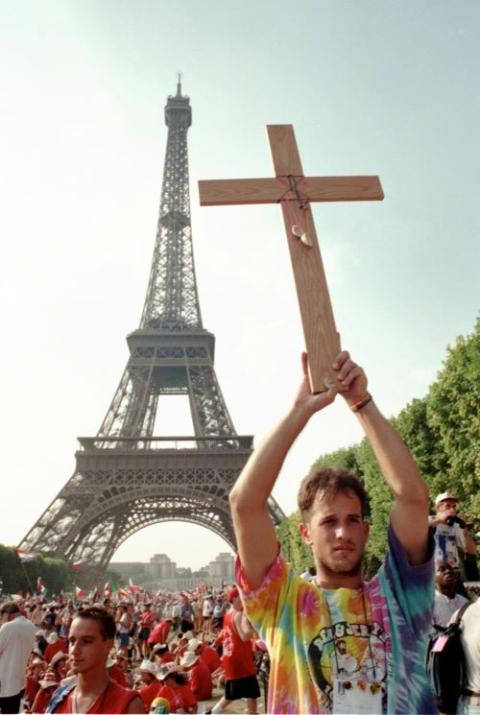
[25,656,46,709]
[49,649,69,681]
[190,637,221,676]
[180,648,212,701]
[156,665,197,713]
[137,660,161,712]
[108,651,128,688]
[229,350,437,714]
[210,587,259,714]
[0,600,37,713]
[430,491,478,580]
[45,606,144,713]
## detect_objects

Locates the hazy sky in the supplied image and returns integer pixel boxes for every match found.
[1,1,478,571]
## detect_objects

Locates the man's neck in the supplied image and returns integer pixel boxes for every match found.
[437,587,457,600]
[315,569,363,590]
[76,669,110,697]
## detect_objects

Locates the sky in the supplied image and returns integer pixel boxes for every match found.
[0,1,478,571]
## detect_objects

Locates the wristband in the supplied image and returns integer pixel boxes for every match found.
[351,393,372,413]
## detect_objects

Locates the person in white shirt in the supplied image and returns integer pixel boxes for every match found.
[433,561,469,629]
[430,492,478,579]
[0,601,36,713]
[457,598,480,714]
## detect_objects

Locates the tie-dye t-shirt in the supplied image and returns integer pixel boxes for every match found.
[236,526,437,714]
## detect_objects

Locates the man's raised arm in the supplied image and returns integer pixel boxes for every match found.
[334,351,430,565]
[229,354,336,589]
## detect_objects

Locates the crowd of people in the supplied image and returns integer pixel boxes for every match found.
[0,585,263,714]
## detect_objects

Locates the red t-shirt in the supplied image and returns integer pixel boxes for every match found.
[157,684,197,713]
[53,679,139,714]
[108,663,128,688]
[200,644,221,673]
[148,620,171,645]
[31,687,56,714]
[25,674,41,703]
[140,611,155,629]
[138,679,161,711]
[221,610,256,680]
[188,660,212,700]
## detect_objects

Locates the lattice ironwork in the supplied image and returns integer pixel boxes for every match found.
[19,80,284,572]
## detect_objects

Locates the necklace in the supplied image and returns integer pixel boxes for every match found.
[71,678,110,714]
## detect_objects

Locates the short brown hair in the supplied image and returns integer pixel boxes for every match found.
[73,606,116,640]
[0,601,20,616]
[298,467,368,520]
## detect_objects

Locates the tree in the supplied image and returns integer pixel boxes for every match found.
[427,316,480,525]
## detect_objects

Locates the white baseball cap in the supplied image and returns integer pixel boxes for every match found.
[434,491,458,506]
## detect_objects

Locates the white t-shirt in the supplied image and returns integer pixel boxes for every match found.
[0,616,37,697]
[432,590,468,629]
[460,599,480,694]
[202,599,214,618]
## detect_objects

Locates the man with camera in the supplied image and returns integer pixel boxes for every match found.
[430,492,478,581]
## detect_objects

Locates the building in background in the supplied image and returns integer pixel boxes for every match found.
[111,551,234,591]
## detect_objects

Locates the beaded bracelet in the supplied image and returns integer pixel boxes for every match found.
[351,393,373,413]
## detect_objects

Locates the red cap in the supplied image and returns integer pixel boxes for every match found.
[227,586,239,603]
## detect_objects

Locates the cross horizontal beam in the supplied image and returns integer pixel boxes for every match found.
[199,175,383,206]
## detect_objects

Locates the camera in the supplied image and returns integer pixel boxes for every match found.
[445,515,466,528]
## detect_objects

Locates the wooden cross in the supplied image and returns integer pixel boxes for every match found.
[198,125,384,393]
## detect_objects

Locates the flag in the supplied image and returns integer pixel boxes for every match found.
[75,586,86,599]
[127,578,142,594]
[16,549,35,563]
[72,561,83,570]
[36,577,47,596]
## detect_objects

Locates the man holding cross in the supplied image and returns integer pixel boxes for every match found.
[200,124,436,712]
[229,351,437,714]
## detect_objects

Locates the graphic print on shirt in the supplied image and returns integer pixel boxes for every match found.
[307,615,389,712]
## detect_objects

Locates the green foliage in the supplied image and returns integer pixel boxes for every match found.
[0,545,73,595]
[277,511,314,574]
[427,317,480,526]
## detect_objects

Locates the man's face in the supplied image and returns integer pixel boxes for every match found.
[436,498,458,518]
[300,490,369,577]
[436,562,457,590]
[68,617,113,675]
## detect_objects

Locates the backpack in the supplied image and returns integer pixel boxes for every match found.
[426,601,470,714]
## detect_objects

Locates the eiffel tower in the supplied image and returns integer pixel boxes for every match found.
[19,80,284,572]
